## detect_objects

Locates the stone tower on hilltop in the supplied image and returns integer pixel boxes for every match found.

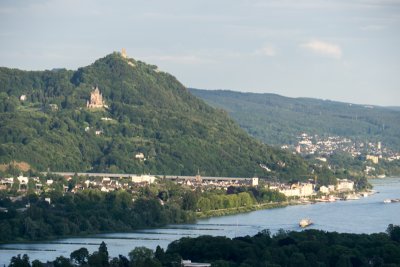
[87,86,105,109]
[121,48,127,58]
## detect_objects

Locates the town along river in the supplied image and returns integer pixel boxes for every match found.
[1,177,399,265]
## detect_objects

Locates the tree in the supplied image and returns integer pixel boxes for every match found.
[31,260,44,267]
[386,224,400,242]
[88,242,109,267]
[98,241,110,266]
[109,255,129,267]
[128,247,161,267]
[335,255,352,267]
[8,254,31,267]
[238,192,253,207]
[197,197,211,212]
[182,191,197,211]
[70,247,89,265]
[154,245,165,263]
[53,256,73,267]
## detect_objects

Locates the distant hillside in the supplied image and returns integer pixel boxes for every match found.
[0,52,313,180]
[189,89,400,150]
[387,106,400,112]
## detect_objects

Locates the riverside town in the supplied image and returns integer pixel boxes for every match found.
[0,169,372,213]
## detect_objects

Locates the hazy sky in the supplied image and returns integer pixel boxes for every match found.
[1,0,399,106]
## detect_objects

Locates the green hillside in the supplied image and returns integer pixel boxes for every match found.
[0,52,312,180]
[189,89,400,150]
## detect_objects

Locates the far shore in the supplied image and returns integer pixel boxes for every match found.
[0,182,384,245]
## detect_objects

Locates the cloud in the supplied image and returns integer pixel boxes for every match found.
[256,44,277,57]
[302,40,342,58]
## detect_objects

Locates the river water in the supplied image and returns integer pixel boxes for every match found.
[1,177,399,265]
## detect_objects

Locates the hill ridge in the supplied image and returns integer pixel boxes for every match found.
[0,52,313,181]
[189,88,400,150]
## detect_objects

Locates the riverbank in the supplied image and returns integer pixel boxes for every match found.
[0,201,292,244]
[4,188,377,246]
[196,202,292,218]
[0,193,372,244]
[196,189,378,219]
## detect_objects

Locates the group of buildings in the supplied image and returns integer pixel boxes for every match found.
[0,172,259,194]
[268,178,355,198]
[0,171,356,202]
[283,133,400,164]
[281,133,400,170]
[0,175,58,192]
[62,173,259,193]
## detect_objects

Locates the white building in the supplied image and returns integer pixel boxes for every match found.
[299,183,314,196]
[279,183,315,197]
[318,185,335,194]
[135,153,145,160]
[319,185,330,194]
[366,155,379,164]
[131,174,156,184]
[280,187,301,197]
[101,186,109,192]
[102,177,111,183]
[336,179,354,192]
[251,177,259,186]
[365,166,376,174]
[17,175,29,185]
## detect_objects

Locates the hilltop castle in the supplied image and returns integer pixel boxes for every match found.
[87,86,106,109]
[121,48,127,58]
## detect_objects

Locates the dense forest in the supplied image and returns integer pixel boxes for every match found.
[0,52,314,180]
[7,224,400,266]
[189,89,400,150]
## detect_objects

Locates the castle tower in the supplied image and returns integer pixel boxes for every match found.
[121,48,127,59]
[87,86,105,109]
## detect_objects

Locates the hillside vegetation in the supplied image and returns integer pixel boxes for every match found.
[0,52,312,180]
[190,89,400,150]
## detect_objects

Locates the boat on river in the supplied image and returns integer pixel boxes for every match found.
[383,199,400,203]
[299,218,313,228]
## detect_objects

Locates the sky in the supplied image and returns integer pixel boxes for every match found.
[0,0,399,106]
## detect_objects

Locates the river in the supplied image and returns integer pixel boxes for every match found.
[1,177,399,265]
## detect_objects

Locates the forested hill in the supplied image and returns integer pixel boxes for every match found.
[0,52,311,179]
[189,89,400,149]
